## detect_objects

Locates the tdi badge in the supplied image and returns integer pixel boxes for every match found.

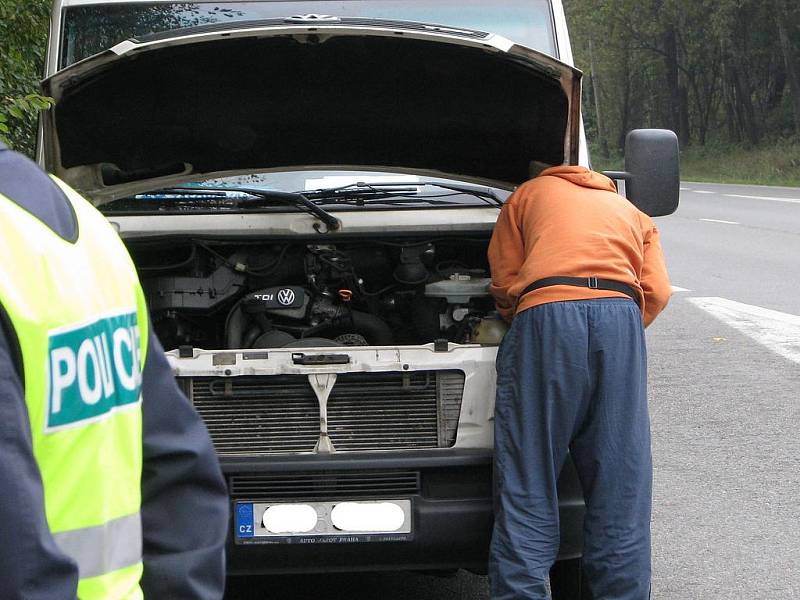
[244,286,306,310]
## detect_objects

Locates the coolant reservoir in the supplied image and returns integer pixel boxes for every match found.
[470,315,508,345]
[424,277,491,304]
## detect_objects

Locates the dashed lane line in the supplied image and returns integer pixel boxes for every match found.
[688,297,800,365]
[671,286,691,293]
[724,194,800,204]
[699,218,740,225]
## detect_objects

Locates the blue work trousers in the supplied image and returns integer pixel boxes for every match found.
[489,299,651,600]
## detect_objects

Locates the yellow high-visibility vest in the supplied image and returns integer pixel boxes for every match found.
[0,177,148,599]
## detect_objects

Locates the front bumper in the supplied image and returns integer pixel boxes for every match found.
[223,449,584,575]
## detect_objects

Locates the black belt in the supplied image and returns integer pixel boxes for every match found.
[519,276,641,308]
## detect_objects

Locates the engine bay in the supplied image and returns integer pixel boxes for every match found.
[128,237,507,351]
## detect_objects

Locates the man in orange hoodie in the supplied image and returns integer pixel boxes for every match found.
[487,166,671,600]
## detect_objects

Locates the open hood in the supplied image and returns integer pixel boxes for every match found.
[41,17,582,205]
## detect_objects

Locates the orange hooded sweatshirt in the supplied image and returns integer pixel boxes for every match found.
[488,166,671,327]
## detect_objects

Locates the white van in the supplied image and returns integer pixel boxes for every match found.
[40,1,678,595]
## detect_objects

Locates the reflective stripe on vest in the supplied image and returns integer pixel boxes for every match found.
[53,511,142,579]
[0,177,148,599]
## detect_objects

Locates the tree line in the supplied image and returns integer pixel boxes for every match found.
[564,0,800,157]
[0,0,52,156]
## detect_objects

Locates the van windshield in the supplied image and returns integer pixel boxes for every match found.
[60,1,555,67]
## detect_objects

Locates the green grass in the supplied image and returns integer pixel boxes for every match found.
[590,140,800,187]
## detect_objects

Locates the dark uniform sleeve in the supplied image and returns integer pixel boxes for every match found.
[140,328,229,599]
[0,324,79,600]
[0,143,227,595]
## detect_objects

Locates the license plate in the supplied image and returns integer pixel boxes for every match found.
[234,499,412,544]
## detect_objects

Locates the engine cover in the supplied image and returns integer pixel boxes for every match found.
[244,286,309,320]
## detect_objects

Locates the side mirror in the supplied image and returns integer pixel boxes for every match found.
[603,129,680,217]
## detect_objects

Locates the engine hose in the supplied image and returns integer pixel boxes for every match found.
[226,303,245,349]
[343,310,394,346]
[300,320,334,339]
[242,327,261,349]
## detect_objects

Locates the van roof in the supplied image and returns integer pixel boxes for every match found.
[58,0,565,9]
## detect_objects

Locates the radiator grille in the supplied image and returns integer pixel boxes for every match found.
[228,470,421,500]
[187,370,464,456]
[329,371,443,451]
[191,375,320,455]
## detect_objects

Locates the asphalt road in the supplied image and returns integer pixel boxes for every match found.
[227,182,800,599]
[649,182,800,599]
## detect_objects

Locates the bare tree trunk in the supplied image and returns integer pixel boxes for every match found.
[663,26,685,143]
[617,40,632,153]
[680,85,691,143]
[773,0,800,134]
[588,36,609,158]
[720,32,760,146]
[731,65,760,146]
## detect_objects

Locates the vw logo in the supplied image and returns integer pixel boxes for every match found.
[287,14,340,22]
[277,288,296,306]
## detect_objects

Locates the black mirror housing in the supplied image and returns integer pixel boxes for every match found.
[604,129,680,217]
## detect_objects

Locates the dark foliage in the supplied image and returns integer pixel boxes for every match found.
[564,0,800,155]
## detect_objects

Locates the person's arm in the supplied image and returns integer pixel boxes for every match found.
[140,328,228,600]
[0,323,79,600]
[488,197,526,322]
[640,225,672,327]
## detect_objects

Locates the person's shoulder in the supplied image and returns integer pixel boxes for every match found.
[0,143,54,186]
[503,180,536,211]
[509,173,560,199]
[0,145,78,239]
[632,207,658,234]
[0,142,35,167]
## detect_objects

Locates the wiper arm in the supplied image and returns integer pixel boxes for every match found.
[313,194,462,207]
[302,186,457,206]
[419,182,504,208]
[302,181,504,208]
[135,188,230,199]
[167,186,341,232]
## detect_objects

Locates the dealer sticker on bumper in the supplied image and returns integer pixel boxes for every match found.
[235,499,412,544]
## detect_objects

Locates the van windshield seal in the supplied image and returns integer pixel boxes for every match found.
[60,0,555,67]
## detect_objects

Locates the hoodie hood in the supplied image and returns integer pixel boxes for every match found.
[41,18,582,205]
[539,166,617,193]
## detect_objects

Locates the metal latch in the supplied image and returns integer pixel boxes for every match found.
[292,353,350,365]
[286,14,340,22]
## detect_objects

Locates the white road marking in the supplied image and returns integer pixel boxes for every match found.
[688,297,800,365]
[700,218,740,225]
[680,187,692,191]
[671,286,691,293]
[694,190,715,194]
[724,194,800,204]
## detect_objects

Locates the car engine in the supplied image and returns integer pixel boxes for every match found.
[128,238,505,351]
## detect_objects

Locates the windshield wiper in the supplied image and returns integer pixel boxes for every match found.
[305,188,462,207]
[161,186,341,231]
[301,181,504,208]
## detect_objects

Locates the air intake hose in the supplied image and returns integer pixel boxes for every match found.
[339,310,394,346]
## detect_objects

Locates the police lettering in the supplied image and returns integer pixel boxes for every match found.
[46,312,141,430]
